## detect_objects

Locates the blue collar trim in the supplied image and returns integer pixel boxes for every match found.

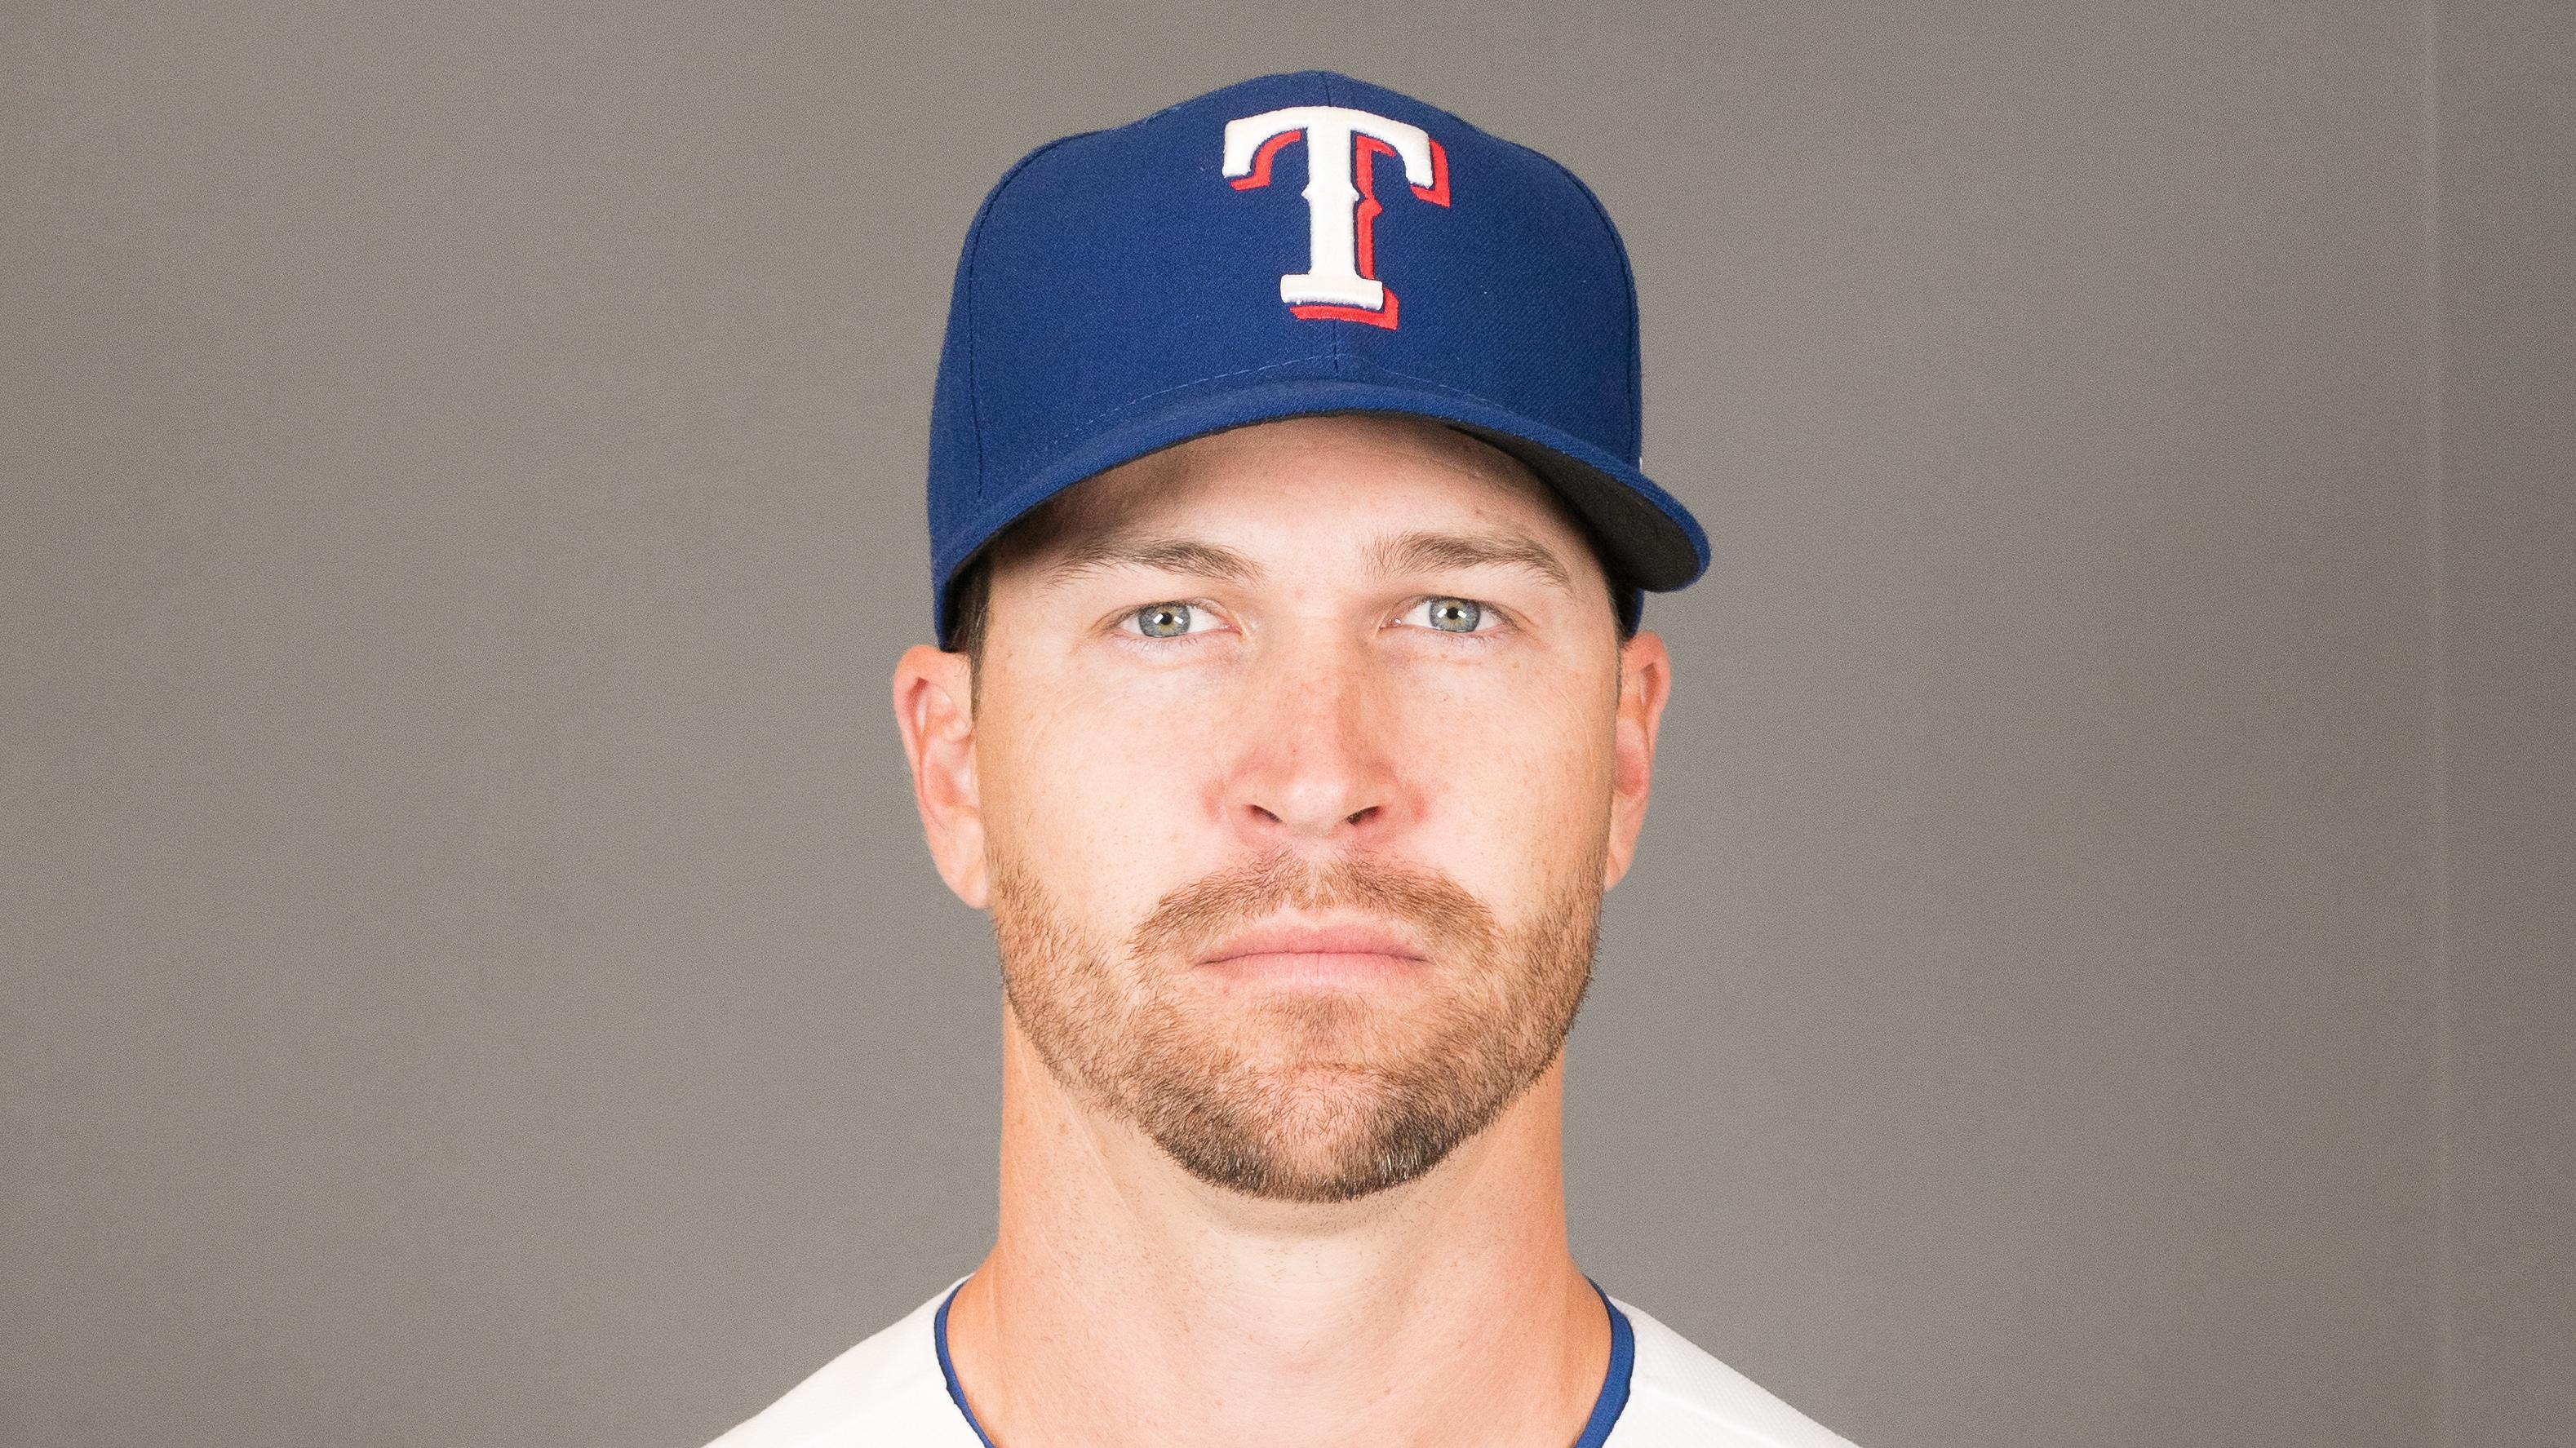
[1571,1278,1637,1448]
[934,1277,1636,1446]
[933,1284,1002,1448]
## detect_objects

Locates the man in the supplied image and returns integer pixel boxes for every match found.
[714,71,1858,1446]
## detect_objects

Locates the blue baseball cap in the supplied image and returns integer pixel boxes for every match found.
[925,69,1708,645]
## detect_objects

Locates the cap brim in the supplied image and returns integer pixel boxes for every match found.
[933,378,1708,643]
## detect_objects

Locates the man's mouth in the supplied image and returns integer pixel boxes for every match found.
[1197,919,1430,985]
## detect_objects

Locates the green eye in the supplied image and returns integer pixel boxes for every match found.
[1134,602,1195,638]
[1425,597,1483,633]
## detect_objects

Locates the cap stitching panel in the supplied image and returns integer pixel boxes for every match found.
[1523,142,1642,458]
[1336,357,1616,454]
[1036,351,1340,453]
[963,131,1096,491]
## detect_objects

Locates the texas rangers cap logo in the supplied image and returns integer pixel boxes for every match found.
[1221,105,1452,329]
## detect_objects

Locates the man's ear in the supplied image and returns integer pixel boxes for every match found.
[893,645,989,908]
[1602,629,1673,890]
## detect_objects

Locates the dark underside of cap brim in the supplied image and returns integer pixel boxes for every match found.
[933,378,1709,642]
[1430,419,1701,587]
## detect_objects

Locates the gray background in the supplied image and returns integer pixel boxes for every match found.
[4,2,2566,1446]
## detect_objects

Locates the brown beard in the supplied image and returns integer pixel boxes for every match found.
[989,845,1603,1202]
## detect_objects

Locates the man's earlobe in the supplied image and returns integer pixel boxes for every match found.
[1602,629,1673,890]
[892,645,990,908]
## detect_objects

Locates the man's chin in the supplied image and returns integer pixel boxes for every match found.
[1129,1058,1492,1204]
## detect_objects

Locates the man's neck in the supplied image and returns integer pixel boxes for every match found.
[941,1016,1609,1448]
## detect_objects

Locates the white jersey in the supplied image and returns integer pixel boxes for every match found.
[710,1279,1859,1447]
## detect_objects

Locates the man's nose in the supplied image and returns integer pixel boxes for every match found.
[1222,632,1405,845]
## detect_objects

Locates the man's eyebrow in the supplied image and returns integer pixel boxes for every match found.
[1035,530,1266,591]
[1367,529,1575,591]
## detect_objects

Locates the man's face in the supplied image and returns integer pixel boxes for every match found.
[943,414,1665,1202]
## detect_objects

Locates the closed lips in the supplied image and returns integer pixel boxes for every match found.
[1200,923,1427,964]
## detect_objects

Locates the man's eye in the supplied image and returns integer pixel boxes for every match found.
[1402,596,1495,634]
[1126,601,1207,639]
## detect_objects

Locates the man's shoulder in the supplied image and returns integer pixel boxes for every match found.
[1607,1295,1863,1448]
[704,1282,981,1448]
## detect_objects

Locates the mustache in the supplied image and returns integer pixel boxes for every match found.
[1126,851,1501,964]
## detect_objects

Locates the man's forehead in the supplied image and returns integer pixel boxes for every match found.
[1009,414,1583,562]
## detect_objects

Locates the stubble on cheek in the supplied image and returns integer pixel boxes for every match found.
[986,843,1605,1203]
